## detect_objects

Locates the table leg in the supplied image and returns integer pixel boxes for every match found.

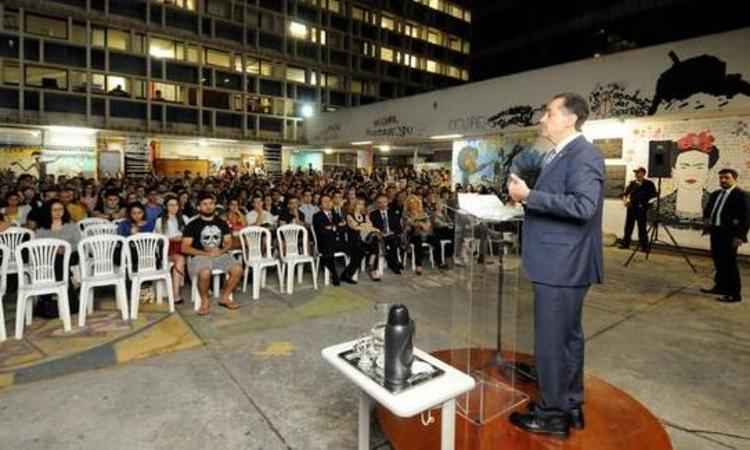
[359,390,371,450]
[441,399,456,450]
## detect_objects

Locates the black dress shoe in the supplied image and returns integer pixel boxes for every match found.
[569,407,585,430]
[341,276,358,285]
[617,243,630,249]
[331,278,341,286]
[509,411,570,438]
[717,295,742,303]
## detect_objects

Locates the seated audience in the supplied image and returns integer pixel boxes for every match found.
[313,195,363,286]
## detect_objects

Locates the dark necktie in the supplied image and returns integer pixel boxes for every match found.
[382,211,390,234]
[710,191,727,226]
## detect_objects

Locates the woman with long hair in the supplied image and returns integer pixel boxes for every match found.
[154,195,187,304]
[346,197,383,281]
[36,199,82,309]
[403,195,445,275]
[117,203,155,236]
[178,190,197,218]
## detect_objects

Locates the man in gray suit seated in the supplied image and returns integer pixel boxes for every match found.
[507,93,605,438]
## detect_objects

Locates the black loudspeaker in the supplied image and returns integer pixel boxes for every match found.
[648,140,675,178]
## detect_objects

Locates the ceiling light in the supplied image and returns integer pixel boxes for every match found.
[429,134,463,140]
[351,141,373,146]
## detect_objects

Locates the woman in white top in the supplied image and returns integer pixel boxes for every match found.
[1,192,31,226]
[154,196,188,304]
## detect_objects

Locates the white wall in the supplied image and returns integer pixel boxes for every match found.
[305,28,750,145]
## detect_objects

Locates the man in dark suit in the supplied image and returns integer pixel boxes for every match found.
[508,93,605,438]
[313,195,362,285]
[701,169,748,303]
[370,194,404,274]
[619,167,657,251]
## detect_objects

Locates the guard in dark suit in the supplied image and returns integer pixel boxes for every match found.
[313,195,362,285]
[619,167,657,251]
[508,93,604,438]
[369,194,404,274]
[701,169,749,303]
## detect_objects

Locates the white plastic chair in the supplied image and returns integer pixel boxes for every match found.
[239,226,283,300]
[15,239,72,340]
[125,233,174,319]
[440,240,452,266]
[0,227,35,276]
[189,250,241,312]
[276,225,317,294]
[310,227,350,286]
[407,242,435,271]
[78,235,129,326]
[78,217,110,233]
[0,244,9,341]
[83,223,118,238]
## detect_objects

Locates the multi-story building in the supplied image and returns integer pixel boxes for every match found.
[0,0,471,147]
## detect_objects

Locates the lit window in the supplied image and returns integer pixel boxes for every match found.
[234,55,244,73]
[26,14,67,39]
[133,34,146,54]
[133,79,146,99]
[71,71,87,92]
[461,69,469,81]
[186,46,200,63]
[325,74,340,89]
[91,74,105,92]
[107,29,130,51]
[351,80,362,94]
[381,16,395,31]
[91,27,106,47]
[310,71,318,86]
[352,7,364,21]
[426,60,438,73]
[463,41,471,54]
[26,65,68,90]
[72,23,86,45]
[286,66,306,84]
[448,37,461,52]
[205,48,231,68]
[380,47,394,63]
[106,75,129,94]
[325,0,341,14]
[2,62,20,85]
[427,30,440,45]
[151,81,184,102]
[154,0,195,10]
[150,37,176,59]
[289,21,308,39]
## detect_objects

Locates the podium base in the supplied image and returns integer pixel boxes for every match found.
[375,348,673,450]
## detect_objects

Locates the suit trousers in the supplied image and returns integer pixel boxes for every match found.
[623,206,648,248]
[383,234,403,271]
[533,282,589,415]
[710,231,741,297]
[319,241,364,281]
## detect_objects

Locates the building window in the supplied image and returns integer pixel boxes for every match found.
[186,46,200,63]
[461,69,469,81]
[26,66,68,90]
[289,21,308,40]
[324,0,341,14]
[133,79,146,99]
[106,75,130,95]
[325,73,340,89]
[4,9,19,30]
[26,14,68,39]
[151,81,184,102]
[427,29,441,46]
[351,79,362,94]
[286,66,306,84]
[362,42,376,58]
[2,62,20,85]
[206,0,231,18]
[205,48,231,68]
[107,29,130,51]
[310,70,318,86]
[150,37,177,59]
[154,0,196,10]
[312,28,327,46]
[133,34,146,54]
[380,47,394,63]
[71,23,86,45]
[91,74,105,93]
[381,15,395,31]
[426,59,438,73]
[71,71,87,92]
[91,27,106,47]
[352,7,364,21]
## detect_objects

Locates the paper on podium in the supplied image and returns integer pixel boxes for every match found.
[457,193,523,222]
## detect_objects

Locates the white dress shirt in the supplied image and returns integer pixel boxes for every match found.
[545,132,582,166]
[711,185,736,227]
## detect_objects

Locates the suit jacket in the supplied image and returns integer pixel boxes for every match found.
[313,210,345,254]
[369,208,403,236]
[522,135,605,286]
[623,179,657,209]
[703,187,749,242]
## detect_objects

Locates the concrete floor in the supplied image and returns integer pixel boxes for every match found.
[1,247,749,450]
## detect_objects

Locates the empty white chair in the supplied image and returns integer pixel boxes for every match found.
[15,239,72,340]
[310,227,350,286]
[125,233,174,319]
[189,251,241,312]
[277,225,317,294]
[407,242,435,272]
[440,240,452,266]
[83,223,118,238]
[0,244,9,341]
[78,217,110,233]
[239,226,283,300]
[0,227,35,276]
[78,235,129,326]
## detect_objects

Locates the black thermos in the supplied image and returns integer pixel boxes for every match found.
[384,304,415,387]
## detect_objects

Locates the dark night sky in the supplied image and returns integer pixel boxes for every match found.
[471,0,750,82]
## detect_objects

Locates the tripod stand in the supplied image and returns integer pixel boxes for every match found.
[624,178,697,273]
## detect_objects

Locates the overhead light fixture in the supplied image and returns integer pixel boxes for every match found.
[351,141,373,146]
[378,145,391,152]
[45,126,97,135]
[324,148,334,154]
[429,134,463,140]
[301,104,315,118]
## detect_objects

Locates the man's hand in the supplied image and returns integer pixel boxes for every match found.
[508,173,530,202]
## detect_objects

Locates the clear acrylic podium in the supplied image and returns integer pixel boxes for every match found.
[447,208,529,425]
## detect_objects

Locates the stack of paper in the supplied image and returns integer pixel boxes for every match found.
[457,193,524,222]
